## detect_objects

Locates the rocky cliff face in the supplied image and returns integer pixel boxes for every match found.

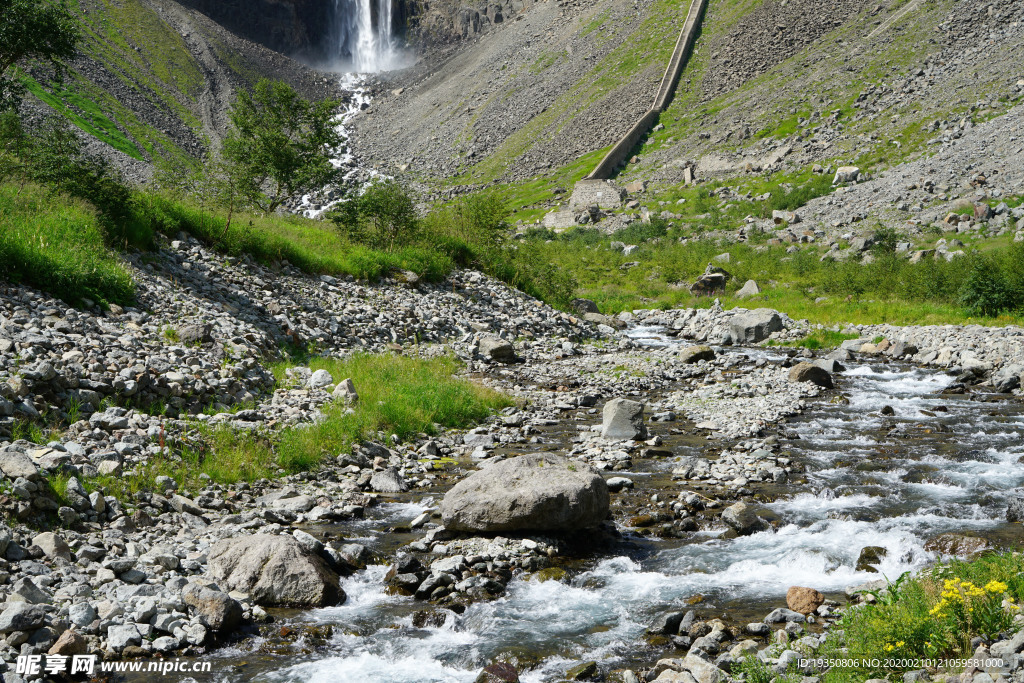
[177,0,331,57]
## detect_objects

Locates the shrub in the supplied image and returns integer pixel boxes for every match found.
[354,178,419,251]
[960,257,1018,317]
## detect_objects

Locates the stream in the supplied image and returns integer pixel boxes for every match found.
[202,334,1024,682]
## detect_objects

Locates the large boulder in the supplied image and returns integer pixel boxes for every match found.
[370,468,408,493]
[0,449,40,481]
[788,362,834,389]
[690,265,730,297]
[207,534,344,607]
[735,280,761,298]
[678,345,715,364]
[923,533,990,557]
[601,398,648,440]
[728,309,783,344]
[992,364,1024,393]
[478,337,517,363]
[1008,497,1024,523]
[571,298,600,314]
[440,454,609,533]
[32,532,72,561]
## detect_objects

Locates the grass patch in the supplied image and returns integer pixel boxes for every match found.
[766,330,860,349]
[22,74,144,159]
[86,354,510,497]
[823,553,1024,682]
[0,183,135,306]
[274,354,512,472]
[136,194,457,282]
[518,227,1024,326]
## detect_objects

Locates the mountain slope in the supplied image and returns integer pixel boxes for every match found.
[21,0,336,177]
[349,0,1024,199]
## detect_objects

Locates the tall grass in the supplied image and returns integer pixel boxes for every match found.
[275,354,512,471]
[0,183,135,305]
[135,193,456,282]
[85,354,510,496]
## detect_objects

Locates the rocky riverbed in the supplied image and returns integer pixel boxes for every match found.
[1,236,1024,682]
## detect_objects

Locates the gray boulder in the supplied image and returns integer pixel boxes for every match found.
[1007,497,1024,523]
[0,603,47,632]
[178,324,212,345]
[764,608,806,624]
[679,345,715,364]
[440,454,609,532]
[722,502,769,536]
[992,364,1024,393]
[0,449,40,481]
[788,362,834,389]
[728,309,783,344]
[31,532,71,561]
[333,378,359,402]
[207,534,344,607]
[369,468,408,494]
[814,358,845,373]
[106,623,141,650]
[182,583,243,632]
[833,166,860,184]
[571,298,600,314]
[736,280,760,298]
[601,398,648,440]
[478,336,517,363]
[307,369,334,390]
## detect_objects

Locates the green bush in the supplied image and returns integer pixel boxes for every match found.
[960,256,1019,317]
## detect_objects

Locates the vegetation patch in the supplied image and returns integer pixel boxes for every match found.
[821,553,1024,682]
[0,182,134,305]
[86,354,510,497]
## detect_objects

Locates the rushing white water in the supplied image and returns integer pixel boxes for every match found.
[328,0,404,73]
[216,345,1024,682]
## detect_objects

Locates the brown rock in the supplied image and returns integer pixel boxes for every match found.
[475,662,519,683]
[923,533,990,557]
[49,629,88,656]
[786,586,825,615]
[788,362,834,389]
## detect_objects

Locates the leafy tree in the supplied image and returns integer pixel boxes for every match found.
[0,0,80,109]
[357,178,418,251]
[328,178,419,251]
[223,79,343,213]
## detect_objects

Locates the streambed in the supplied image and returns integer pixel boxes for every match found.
[193,341,1024,682]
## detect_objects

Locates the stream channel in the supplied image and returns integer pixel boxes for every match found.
[197,329,1024,682]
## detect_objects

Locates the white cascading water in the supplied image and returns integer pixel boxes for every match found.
[329,0,400,73]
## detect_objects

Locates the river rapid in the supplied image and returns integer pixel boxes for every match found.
[198,334,1024,683]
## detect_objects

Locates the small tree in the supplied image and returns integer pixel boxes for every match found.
[358,178,419,251]
[223,79,343,213]
[0,0,80,110]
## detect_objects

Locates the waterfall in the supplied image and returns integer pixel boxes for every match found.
[329,0,399,73]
